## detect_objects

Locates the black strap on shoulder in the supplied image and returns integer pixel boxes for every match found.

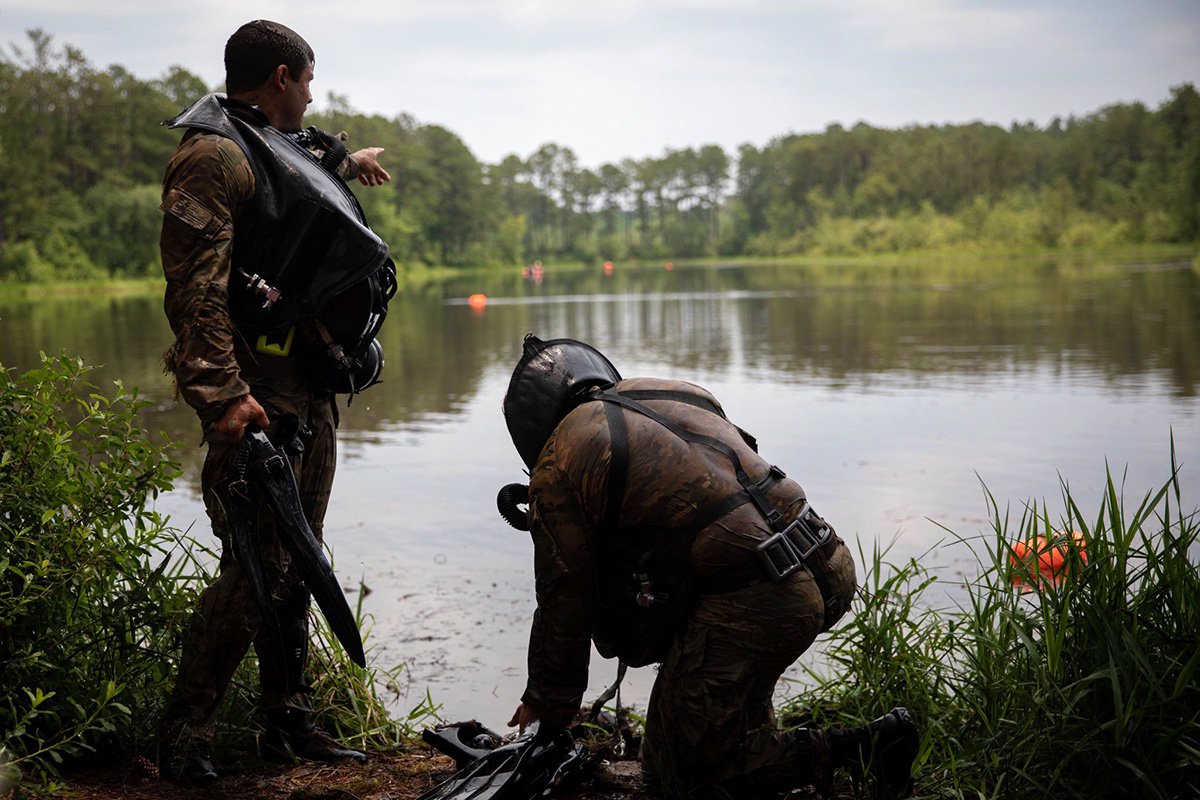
[596,390,769,516]
[618,388,759,451]
[591,389,838,613]
[601,399,629,531]
[617,389,725,417]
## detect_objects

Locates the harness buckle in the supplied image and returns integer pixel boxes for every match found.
[755,502,833,582]
[757,530,803,581]
[785,502,831,560]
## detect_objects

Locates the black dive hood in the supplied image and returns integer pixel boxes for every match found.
[503,334,622,469]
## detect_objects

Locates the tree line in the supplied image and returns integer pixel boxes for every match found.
[1,28,1197,282]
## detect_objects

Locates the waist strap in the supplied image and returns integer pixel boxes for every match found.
[697,527,842,617]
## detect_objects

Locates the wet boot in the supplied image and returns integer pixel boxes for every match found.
[257,581,364,763]
[159,718,220,786]
[260,704,367,764]
[829,707,918,799]
[162,747,220,786]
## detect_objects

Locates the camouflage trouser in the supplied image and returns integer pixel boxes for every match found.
[159,387,337,753]
[642,540,857,799]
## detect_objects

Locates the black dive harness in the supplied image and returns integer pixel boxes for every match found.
[165,95,396,398]
[589,388,841,618]
[212,424,366,669]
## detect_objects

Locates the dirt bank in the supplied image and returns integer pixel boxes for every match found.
[50,746,854,799]
[52,746,645,800]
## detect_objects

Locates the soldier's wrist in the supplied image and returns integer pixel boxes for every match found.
[201,393,249,426]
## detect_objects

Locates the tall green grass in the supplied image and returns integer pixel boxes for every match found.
[785,451,1199,799]
[200,576,442,766]
[307,580,442,752]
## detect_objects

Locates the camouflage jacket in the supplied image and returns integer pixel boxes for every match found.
[522,377,827,726]
[160,128,361,433]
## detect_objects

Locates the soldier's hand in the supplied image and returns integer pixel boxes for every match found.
[508,703,539,734]
[350,147,391,186]
[217,394,270,442]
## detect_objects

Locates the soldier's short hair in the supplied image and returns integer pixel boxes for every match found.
[224,20,315,95]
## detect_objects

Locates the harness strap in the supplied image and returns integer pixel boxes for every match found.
[601,400,629,531]
[588,661,629,722]
[616,389,724,415]
[598,391,756,483]
[592,389,839,615]
[617,388,760,452]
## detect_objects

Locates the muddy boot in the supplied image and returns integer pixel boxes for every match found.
[829,707,918,799]
[159,719,220,786]
[260,705,367,764]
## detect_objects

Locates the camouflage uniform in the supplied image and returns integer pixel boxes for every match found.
[158,128,356,756]
[523,377,857,798]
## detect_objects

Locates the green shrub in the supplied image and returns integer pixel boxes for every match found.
[78,182,164,277]
[0,240,54,283]
[0,353,193,787]
[0,354,437,793]
[36,229,104,281]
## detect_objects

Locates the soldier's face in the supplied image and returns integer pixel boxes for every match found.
[276,62,314,132]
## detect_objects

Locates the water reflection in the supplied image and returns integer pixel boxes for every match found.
[1,257,1198,727]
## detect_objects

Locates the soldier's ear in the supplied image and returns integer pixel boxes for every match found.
[268,64,288,93]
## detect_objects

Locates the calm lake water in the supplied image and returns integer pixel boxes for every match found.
[2,255,1199,730]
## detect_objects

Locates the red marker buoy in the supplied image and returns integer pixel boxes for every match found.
[1009,530,1087,590]
[468,293,487,313]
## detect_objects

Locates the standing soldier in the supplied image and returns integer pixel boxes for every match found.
[157,20,394,785]
[499,335,919,798]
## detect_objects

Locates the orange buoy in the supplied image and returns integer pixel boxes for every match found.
[664,262,674,271]
[1009,530,1087,590]
[468,293,487,311]
[603,261,614,275]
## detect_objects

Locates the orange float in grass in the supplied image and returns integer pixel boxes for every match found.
[1008,530,1087,590]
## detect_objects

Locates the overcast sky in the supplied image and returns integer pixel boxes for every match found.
[3,1,1198,168]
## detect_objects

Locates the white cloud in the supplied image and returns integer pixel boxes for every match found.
[2,0,1197,167]
[814,0,1050,50]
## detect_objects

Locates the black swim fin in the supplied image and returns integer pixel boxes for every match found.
[423,721,505,767]
[212,473,282,657]
[244,426,367,668]
[417,722,586,800]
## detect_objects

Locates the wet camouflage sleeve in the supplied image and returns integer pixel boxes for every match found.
[338,149,360,182]
[159,131,255,423]
[522,412,613,727]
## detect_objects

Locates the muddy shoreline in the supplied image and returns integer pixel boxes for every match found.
[50,746,860,799]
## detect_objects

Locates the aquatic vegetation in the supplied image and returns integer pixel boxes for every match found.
[785,445,1199,799]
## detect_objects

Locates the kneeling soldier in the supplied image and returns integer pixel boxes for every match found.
[499,335,919,799]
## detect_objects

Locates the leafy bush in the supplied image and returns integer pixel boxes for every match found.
[0,354,193,787]
[0,354,437,792]
[78,182,164,277]
[0,240,54,282]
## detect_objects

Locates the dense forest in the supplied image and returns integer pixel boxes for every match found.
[0,28,1197,281]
